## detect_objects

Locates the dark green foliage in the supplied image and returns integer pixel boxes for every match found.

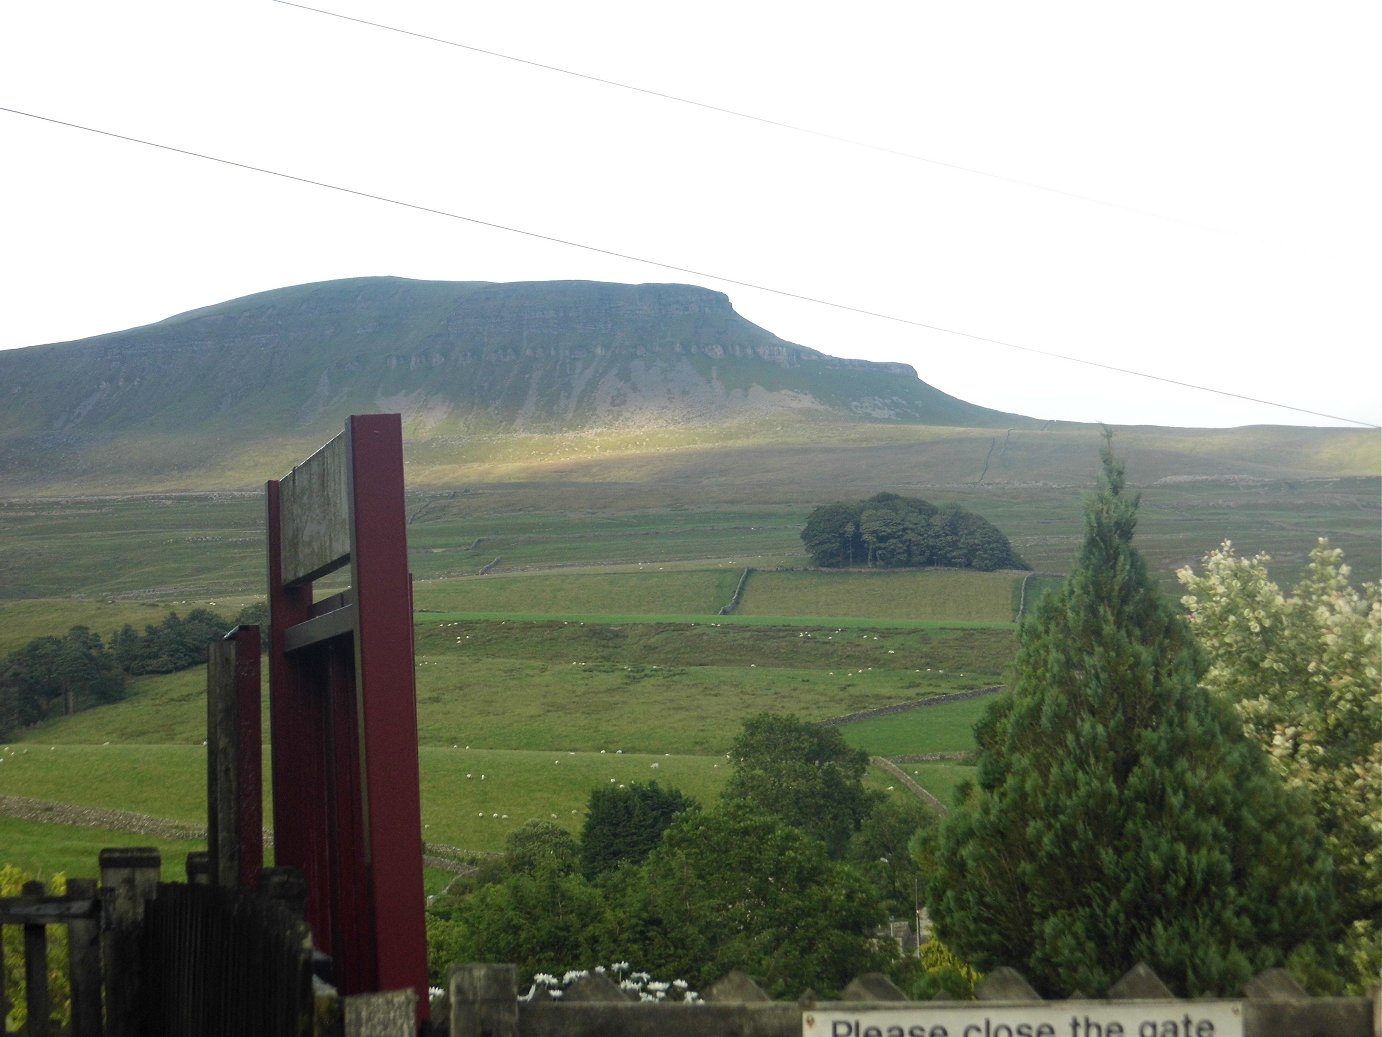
[429,800,893,995]
[110,608,230,675]
[233,600,269,637]
[801,501,864,567]
[723,713,878,857]
[429,866,615,985]
[505,820,581,877]
[927,438,1337,996]
[618,801,894,997]
[579,781,697,878]
[430,714,905,994]
[802,493,1028,571]
[847,796,937,915]
[1,608,231,736]
[0,626,126,735]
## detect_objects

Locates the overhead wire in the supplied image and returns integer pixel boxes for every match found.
[0,104,1375,429]
[270,0,1204,231]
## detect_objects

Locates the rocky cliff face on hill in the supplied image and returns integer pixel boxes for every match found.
[0,273,1039,489]
[0,278,1026,484]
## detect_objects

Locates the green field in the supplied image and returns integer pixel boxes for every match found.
[0,719,982,864]
[837,695,996,758]
[738,569,1025,622]
[0,816,205,882]
[0,604,998,868]
[2,444,1377,877]
[3,472,1378,616]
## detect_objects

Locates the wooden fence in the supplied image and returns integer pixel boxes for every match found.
[1,848,416,1037]
[0,877,101,1036]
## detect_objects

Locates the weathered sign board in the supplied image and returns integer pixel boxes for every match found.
[804,1002,1243,1037]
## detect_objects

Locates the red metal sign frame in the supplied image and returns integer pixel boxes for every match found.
[265,414,428,1021]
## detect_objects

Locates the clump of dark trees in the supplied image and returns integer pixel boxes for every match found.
[802,493,1028,571]
[426,713,936,999]
[0,603,264,737]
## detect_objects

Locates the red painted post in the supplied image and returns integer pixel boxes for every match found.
[265,479,333,955]
[346,414,429,1012]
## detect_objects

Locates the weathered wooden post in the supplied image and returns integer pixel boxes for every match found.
[266,414,429,1026]
[450,964,518,1037]
[65,877,103,1037]
[100,847,161,1037]
[21,880,50,1037]
[206,622,263,888]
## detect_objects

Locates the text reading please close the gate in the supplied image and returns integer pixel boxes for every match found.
[804,1003,1242,1037]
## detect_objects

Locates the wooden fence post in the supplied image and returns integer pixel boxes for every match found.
[66,877,103,1037]
[343,989,417,1037]
[21,880,50,1037]
[186,850,212,886]
[450,964,517,1037]
[208,625,263,889]
[100,847,161,1037]
[259,866,309,920]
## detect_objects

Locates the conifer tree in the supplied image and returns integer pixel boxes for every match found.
[927,435,1335,996]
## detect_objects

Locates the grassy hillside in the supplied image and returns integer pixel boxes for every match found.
[5,463,1374,873]
[0,603,998,864]
[0,278,1032,494]
[3,466,1376,629]
[0,277,1376,498]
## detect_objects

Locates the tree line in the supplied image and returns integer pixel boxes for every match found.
[0,603,263,737]
[801,493,1028,571]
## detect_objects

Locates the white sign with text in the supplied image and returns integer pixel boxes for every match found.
[803,1002,1243,1037]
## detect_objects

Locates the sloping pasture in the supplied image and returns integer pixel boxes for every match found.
[735,568,1025,623]
[0,724,984,859]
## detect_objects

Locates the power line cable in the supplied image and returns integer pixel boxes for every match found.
[269,0,1205,230]
[1,104,1375,429]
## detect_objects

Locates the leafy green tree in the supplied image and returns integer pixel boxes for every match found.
[927,438,1336,997]
[724,713,878,857]
[579,781,696,878]
[801,493,1026,571]
[133,609,229,674]
[505,819,581,877]
[106,623,146,674]
[1179,539,1381,990]
[619,801,893,996]
[848,795,936,915]
[801,501,863,567]
[234,600,269,629]
[431,865,615,985]
[0,626,125,733]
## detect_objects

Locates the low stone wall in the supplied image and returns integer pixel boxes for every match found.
[821,686,1004,727]
[447,963,1379,1037]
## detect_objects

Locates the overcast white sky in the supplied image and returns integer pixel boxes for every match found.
[2,1,1378,428]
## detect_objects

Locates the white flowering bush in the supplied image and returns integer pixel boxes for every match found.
[1179,539,1381,990]
[522,962,701,1002]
